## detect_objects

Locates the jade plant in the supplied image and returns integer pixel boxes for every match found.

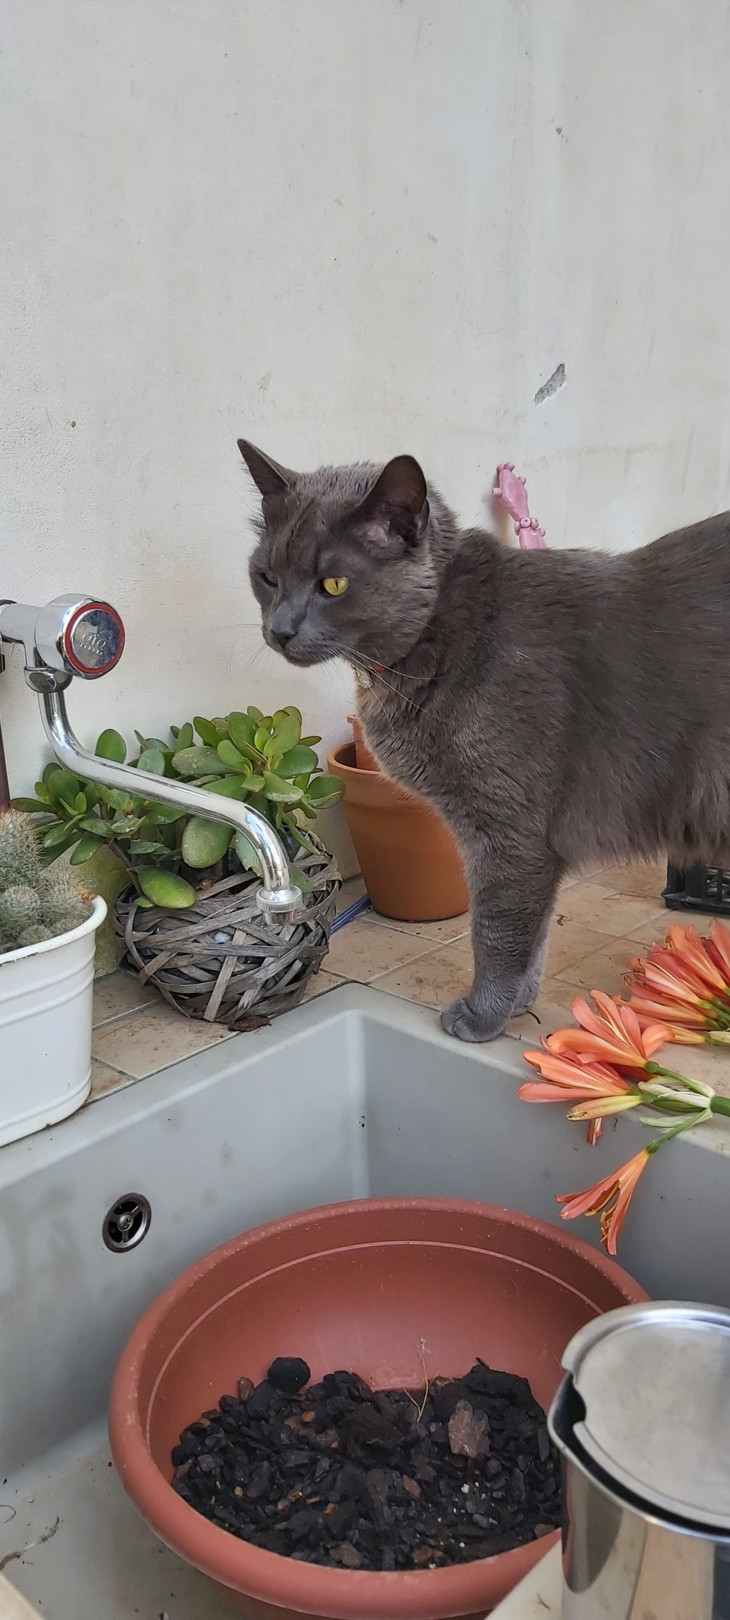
[14,707,343,910]
[0,809,90,953]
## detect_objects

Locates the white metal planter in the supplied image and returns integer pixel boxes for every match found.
[0,895,106,1147]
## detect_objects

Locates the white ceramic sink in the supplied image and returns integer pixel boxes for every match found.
[1,984,728,1618]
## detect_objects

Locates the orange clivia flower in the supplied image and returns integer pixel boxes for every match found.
[629,952,709,1007]
[665,923,730,997]
[556,1147,652,1255]
[706,919,730,982]
[545,990,672,1069]
[626,920,730,1038]
[519,1048,639,1119]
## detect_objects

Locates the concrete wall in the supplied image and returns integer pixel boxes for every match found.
[2,0,729,811]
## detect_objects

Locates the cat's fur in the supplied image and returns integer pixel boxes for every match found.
[240,438,730,1042]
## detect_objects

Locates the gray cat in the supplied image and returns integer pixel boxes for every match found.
[240,439,730,1043]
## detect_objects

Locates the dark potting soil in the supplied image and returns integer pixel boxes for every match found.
[171,1358,561,1571]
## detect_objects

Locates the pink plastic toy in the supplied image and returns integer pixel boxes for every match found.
[492,463,547,549]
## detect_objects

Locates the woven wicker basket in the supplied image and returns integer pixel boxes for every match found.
[115,839,340,1027]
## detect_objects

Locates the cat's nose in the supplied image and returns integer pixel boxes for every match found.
[269,606,298,649]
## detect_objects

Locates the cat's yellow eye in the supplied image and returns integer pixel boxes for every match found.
[322,576,349,597]
[260,571,277,588]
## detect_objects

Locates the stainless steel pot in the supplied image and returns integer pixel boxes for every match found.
[548,1302,730,1619]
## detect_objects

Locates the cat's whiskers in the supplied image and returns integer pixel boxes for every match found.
[336,642,426,682]
[335,644,425,715]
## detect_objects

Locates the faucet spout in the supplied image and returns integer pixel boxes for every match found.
[41,687,302,916]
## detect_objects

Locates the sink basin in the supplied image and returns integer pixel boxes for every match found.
[1,983,729,1620]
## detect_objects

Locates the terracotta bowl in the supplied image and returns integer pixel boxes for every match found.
[109,1198,647,1620]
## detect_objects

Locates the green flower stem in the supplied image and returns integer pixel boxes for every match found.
[646,1117,699,1155]
[645,1062,704,1086]
[709,1095,730,1118]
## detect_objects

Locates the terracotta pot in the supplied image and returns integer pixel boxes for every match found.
[110,1197,647,1620]
[347,714,380,773]
[328,742,469,922]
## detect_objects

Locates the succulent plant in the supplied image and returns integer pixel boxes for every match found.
[14,706,343,911]
[0,810,91,954]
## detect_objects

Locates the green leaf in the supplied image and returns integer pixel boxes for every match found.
[42,763,61,784]
[217,739,246,770]
[282,813,320,857]
[110,814,144,837]
[144,803,186,825]
[263,771,303,803]
[138,867,196,908]
[271,708,301,754]
[306,773,344,807]
[247,705,263,724]
[243,773,266,792]
[12,797,53,813]
[95,728,127,763]
[300,734,321,747]
[128,839,168,856]
[277,744,319,778]
[175,721,194,751]
[227,711,256,752]
[194,716,219,746]
[290,863,313,894]
[43,819,81,848]
[254,727,270,752]
[234,830,263,877]
[97,784,137,812]
[46,767,83,807]
[181,817,233,869]
[84,781,100,808]
[80,816,114,838]
[135,748,166,775]
[33,781,52,805]
[70,834,105,864]
[203,775,249,800]
[246,791,270,819]
[136,896,154,909]
[171,745,227,777]
[74,792,87,814]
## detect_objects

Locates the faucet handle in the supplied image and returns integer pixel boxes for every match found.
[0,594,125,682]
[38,594,125,679]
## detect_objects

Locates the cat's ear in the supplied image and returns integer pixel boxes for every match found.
[356,455,429,548]
[237,440,294,503]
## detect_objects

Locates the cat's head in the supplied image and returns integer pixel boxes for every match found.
[239,440,442,668]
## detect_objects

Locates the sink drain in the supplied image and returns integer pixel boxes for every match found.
[102,1193,152,1253]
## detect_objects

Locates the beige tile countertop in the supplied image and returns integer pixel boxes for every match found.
[89,859,730,1102]
[0,1574,38,1620]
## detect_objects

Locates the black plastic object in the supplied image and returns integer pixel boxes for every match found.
[664,863,730,915]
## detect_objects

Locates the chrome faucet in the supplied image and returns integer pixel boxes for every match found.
[0,595,301,916]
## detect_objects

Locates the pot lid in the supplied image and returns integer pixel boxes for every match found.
[561,1301,730,1532]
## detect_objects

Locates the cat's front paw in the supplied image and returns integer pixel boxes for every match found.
[440,996,505,1043]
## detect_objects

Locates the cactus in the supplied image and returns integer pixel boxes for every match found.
[0,810,41,888]
[0,810,90,955]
